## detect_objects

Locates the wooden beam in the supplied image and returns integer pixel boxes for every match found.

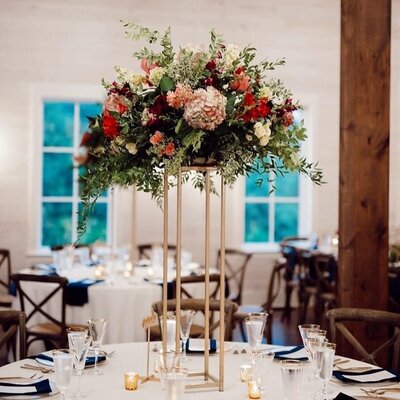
[339,0,390,359]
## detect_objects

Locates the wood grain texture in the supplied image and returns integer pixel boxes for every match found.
[339,0,391,360]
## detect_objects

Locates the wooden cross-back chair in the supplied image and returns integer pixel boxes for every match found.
[137,244,177,260]
[0,310,26,361]
[327,308,400,370]
[11,273,84,352]
[217,249,252,306]
[0,250,14,307]
[150,274,222,341]
[152,298,238,341]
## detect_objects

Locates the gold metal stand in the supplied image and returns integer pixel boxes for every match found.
[162,166,226,391]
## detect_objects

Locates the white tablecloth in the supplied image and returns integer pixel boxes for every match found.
[12,265,217,349]
[0,342,389,399]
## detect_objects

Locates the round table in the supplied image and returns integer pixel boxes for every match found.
[0,342,384,399]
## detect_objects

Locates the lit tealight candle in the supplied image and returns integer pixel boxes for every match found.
[124,270,130,278]
[94,267,103,279]
[248,380,260,399]
[124,372,139,391]
[240,364,252,382]
[126,262,133,272]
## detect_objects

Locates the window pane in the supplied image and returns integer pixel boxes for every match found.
[245,203,269,242]
[43,102,74,147]
[245,172,269,197]
[275,171,299,197]
[42,153,73,196]
[42,202,72,247]
[79,103,102,138]
[274,203,298,242]
[78,203,108,245]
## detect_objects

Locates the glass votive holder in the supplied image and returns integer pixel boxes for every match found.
[247,380,261,399]
[240,364,252,382]
[124,372,139,390]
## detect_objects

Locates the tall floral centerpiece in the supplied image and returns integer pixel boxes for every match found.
[78,23,322,234]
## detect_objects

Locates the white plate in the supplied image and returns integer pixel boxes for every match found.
[0,379,59,400]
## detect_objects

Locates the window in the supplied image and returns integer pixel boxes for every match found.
[40,100,109,249]
[244,110,312,250]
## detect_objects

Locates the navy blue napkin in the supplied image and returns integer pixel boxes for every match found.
[36,353,106,366]
[333,368,400,384]
[334,393,356,400]
[184,339,217,354]
[66,279,104,306]
[0,379,51,395]
[274,345,309,361]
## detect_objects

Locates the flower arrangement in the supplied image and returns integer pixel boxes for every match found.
[78,23,322,234]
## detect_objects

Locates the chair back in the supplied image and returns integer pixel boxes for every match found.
[137,243,177,260]
[218,249,252,305]
[326,308,400,370]
[10,274,68,332]
[0,310,26,360]
[172,273,221,300]
[263,259,285,312]
[0,250,12,291]
[152,298,238,341]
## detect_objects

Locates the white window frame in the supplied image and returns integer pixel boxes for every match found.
[28,84,112,256]
[242,106,314,253]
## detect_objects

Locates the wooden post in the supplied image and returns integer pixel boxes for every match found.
[339,0,391,360]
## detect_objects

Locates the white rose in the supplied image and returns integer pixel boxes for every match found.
[259,135,270,146]
[259,86,272,99]
[254,122,267,139]
[223,44,241,68]
[126,142,138,155]
[148,67,166,86]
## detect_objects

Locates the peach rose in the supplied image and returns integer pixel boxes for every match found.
[150,130,164,145]
[163,142,175,156]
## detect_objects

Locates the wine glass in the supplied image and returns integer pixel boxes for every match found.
[52,349,74,399]
[179,310,195,362]
[306,336,328,383]
[67,330,91,399]
[319,342,336,399]
[245,312,268,359]
[88,318,107,375]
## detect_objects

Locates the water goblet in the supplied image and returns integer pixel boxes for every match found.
[53,349,74,399]
[319,342,336,399]
[298,324,320,347]
[252,350,275,399]
[67,330,91,399]
[88,318,107,375]
[245,312,268,359]
[280,360,304,400]
[179,310,195,362]
[306,337,328,383]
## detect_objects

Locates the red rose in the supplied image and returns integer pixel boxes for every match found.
[102,111,119,139]
[257,100,271,118]
[150,130,164,145]
[205,60,217,71]
[235,66,245,75]
[244,93,255,107]
[163,142,175,156]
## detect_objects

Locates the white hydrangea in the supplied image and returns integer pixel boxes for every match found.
[126,142,138,155]
[223,44,241,68]
[148,67,166,86]
[259,86,273,99]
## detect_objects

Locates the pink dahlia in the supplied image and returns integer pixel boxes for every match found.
[167,83,193,109]
[183,87,226,131]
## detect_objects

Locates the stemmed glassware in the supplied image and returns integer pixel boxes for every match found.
[306,335,328,383]
[245,312,268,359]
[319,342,336,399]
[179,310,195,362]
[52,349,74,399]
[88,319,107,375]
[252,351,275,399]
[67,328,91,399]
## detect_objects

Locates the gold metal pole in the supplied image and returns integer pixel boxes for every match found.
[162,172,168,354]
[219,177,226,391]
[204,170,210,379]
[175,168,182,353]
